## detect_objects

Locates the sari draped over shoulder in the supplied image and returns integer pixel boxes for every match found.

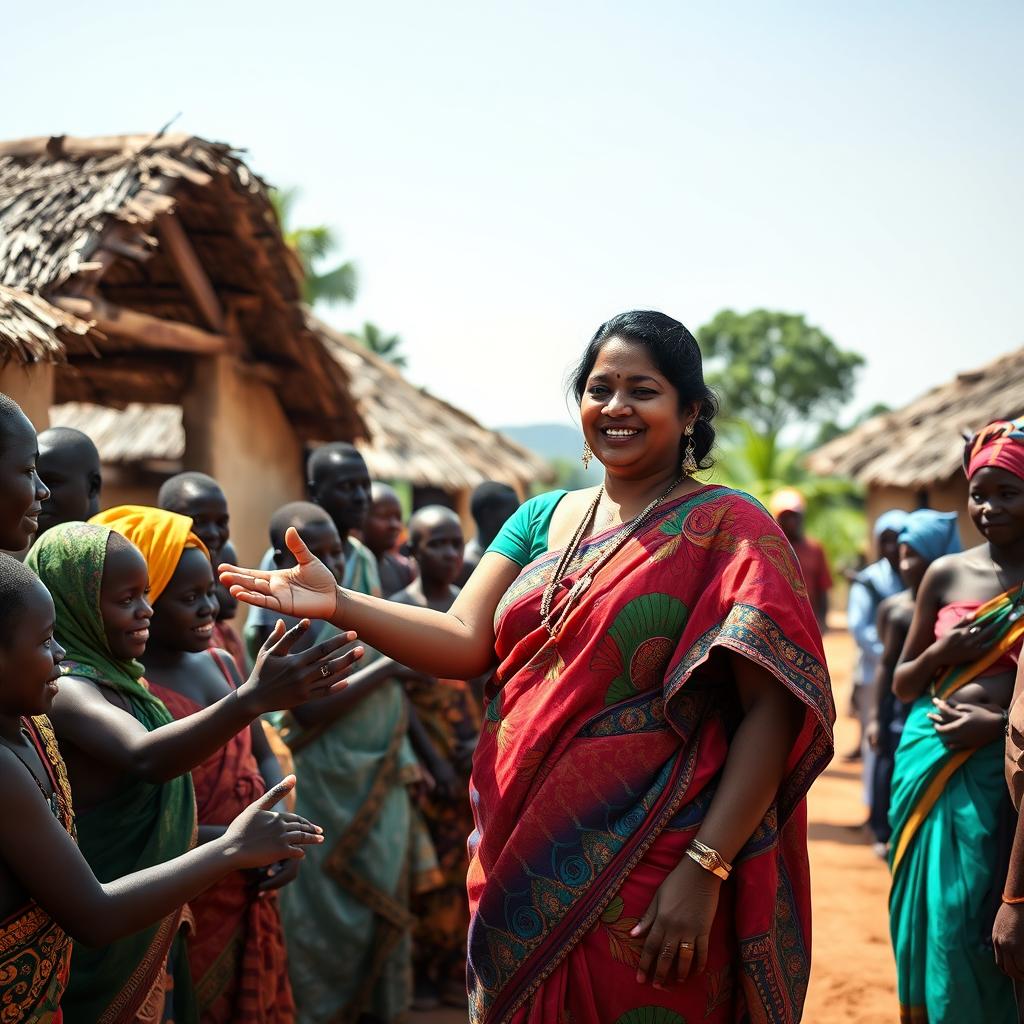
[888,585,1024,1024]
[147,651,294,1024]
[0,716,75,1024]
[469,486,834,1024]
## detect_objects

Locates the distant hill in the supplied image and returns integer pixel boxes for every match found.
[498,422,604,485]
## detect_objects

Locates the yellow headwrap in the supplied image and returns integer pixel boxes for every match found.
[91,505,210,604]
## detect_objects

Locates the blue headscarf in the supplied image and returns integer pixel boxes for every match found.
[874,509,910,539]
[898,509,961,564]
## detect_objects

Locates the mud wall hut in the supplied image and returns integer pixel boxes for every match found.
[0,132,364,564]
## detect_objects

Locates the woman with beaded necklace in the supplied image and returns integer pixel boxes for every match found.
[221,310,835,1024]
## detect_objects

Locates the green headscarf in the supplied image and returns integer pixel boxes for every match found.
[26,521,169,722]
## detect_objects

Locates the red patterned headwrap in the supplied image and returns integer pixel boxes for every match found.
[965,418,1024,481]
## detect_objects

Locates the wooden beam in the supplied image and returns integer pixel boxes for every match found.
[157,213,227,332]
[55,354,189,406]
[53,296,227,355]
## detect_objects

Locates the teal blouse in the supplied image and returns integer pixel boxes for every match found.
[486,490,568,568]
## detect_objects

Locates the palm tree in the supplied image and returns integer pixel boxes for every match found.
[357,321,407,369]
[709,420,867,573]
[270,188,358,307]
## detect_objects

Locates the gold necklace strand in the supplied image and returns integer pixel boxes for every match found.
[541,475,684,639]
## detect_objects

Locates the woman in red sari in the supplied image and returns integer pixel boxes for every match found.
[222,311,835,1023]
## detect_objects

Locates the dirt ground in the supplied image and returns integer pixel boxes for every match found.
[413,626,896,1024]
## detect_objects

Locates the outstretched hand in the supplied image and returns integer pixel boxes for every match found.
[236,617,363,715]
[219,528,340,621]
[224,776,324,869]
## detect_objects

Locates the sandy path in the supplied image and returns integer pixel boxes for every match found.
[413,627,896,1023]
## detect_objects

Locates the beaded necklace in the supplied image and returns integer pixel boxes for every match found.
[3,724,60,820]
[540,475,684,639]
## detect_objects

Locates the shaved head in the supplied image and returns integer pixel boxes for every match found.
[269,501,335,553]
[409,505,462,548]
[370,481,400,505]
[37,426,102,535]
[158,472,224,511]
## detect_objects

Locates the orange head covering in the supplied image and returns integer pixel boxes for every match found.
[768,488,806,518]
[91,505,210,604]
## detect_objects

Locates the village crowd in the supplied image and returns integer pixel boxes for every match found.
[3,310,1024,1024]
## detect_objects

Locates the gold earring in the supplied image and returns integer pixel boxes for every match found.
[682,423,698,475]
[582,441,593,470]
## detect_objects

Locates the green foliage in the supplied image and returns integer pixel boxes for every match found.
[356,322,407,369]
[270,187,358,307]
[814,402,892,448]
[547,456,592,492]
[697,309,864,436]
[708,420,866,573]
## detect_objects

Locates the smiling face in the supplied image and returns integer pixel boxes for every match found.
[149,547,218,654]
[0,410,49,551]
[99,539,153,660]
[0,579,66,717]
[579,338,697,482]
[969,466,1024,545]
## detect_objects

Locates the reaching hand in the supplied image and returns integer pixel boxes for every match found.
[237,618,363,715]
[257,857,301,893]
[220,528,340,621]
[223,776,323,869]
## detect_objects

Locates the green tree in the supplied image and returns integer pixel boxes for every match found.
[709,420,866,574]
[270,187,358,307]
[813,402,892,448]
[356,322,407,369]
[697,310,864,435]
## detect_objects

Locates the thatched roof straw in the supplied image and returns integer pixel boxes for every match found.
[52,328,554,491]
[807,346,1024,487]
[49,402,183,466]
[0,132,363,439]
[0,284,93,364]
[312,317,553,490]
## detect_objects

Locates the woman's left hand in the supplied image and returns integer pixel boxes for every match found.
[927,698,1005,749]
[631,857,720,988]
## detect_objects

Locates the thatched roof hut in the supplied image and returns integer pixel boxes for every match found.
[50,322,554,504]
[0,131,368,561]
[807,346,1024,543]
[313,317,552,493]
[0,132,362,439]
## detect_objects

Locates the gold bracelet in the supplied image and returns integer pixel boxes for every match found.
[685,839,732,881]
[1002,892,1024,905]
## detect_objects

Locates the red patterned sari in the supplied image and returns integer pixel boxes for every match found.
[467,487,834,1024]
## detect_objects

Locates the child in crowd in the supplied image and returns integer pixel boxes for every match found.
[158,472,231,565]
[28,520,356,1023]
[242,501,439,1023]
[0,394,49,553]
[98,505,301,1023]
[0,548,323,1021]
[457,481,519,585]
[391,506,479,1010]
[364,482,417,597]
[36,426,102,537]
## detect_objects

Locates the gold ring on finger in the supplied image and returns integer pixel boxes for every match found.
[320,663,331,679]
[679,942,694,950]
[659,945,675,958]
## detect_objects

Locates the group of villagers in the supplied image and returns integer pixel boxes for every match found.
[0,307,1023,1024]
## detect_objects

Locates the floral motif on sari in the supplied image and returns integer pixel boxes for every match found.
[468,487,834,1024]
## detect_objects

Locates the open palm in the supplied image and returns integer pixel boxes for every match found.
[219,527,339,621]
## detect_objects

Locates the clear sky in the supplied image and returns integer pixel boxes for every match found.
[4,1,1021,431]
